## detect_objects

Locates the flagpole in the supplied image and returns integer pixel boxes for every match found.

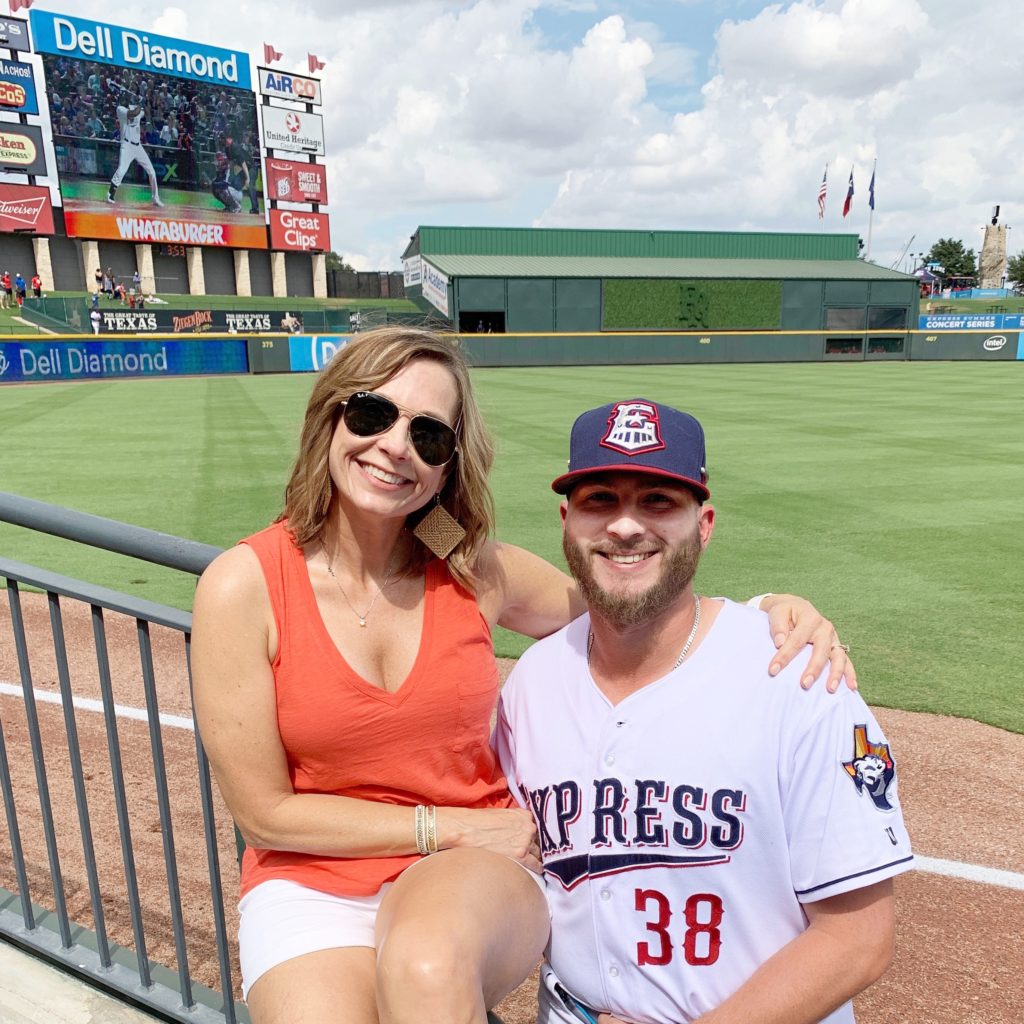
[865,158,877,260]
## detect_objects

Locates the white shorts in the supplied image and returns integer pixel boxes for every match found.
[238,879,392,999]
[238,859,547,1000]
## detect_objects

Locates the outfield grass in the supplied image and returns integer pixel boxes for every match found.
[1,362,1021,733]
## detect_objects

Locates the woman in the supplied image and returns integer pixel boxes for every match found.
[192,327,850,1024]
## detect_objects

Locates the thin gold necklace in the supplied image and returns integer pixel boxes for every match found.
[588,594,702,670]
[325,550,398,627]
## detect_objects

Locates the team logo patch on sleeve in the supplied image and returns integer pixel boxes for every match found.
[601,401,665,456]
[842,724,897,811]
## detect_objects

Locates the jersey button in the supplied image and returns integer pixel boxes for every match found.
[600,890,611,901]
[609,966,620,978]
[605,754,615,765]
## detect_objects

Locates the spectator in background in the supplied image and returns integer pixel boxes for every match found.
[0,271,11,309]
[104,268,114,298]
[14,272,26,306]
[31,273,42,299]
[91,291,100,310]
[133,269,141,292]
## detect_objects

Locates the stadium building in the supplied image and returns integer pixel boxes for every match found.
[402,226,921,362]
[0,11,329,299]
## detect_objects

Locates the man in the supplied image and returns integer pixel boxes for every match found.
[224,133,260,214]
[210,151,243,213]
[13,272,26,306]
[106,80,164,207]
[497,399,913,1024]
[31,273,42,299]
[0,271,10,309]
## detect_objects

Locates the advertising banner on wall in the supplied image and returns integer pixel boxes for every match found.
[403,255,422,289]
[261,105,325,155]
[269,208,329,251]
[258,67,322,106]
[420,260,450,317]
[31,10,267,249]
[0,123,48,177]
[0,17,31,54]
[0,184,55,235]
[288,335,349,371]
[0,57,39,115]
[265,158,328,204]
[95,308,290,333]
[0,338,249,383]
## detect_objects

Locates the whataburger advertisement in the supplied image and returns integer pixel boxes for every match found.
[270,209,330,252]
[266,158,328,204]
[0,122,47,177]
[31,9,267,248]
[0,184,55,235]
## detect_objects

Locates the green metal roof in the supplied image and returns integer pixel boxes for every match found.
[404,225,861,261]
[422,254,913,281]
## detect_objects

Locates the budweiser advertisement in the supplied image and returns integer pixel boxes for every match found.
[0,184,55,235]
[270,209,330,252]
[266,158,328,205]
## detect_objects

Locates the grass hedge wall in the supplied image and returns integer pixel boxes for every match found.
[602,278,783,330]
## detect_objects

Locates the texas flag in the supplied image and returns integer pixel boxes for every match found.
[308,54,326,74]
[842,169,854,218]
[263,43,283,65]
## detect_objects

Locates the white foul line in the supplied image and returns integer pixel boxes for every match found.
[913,855,1024,891]
[0,681,195,732]
[2,682,1022,891]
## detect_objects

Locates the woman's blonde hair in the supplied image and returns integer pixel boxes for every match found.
[280,326,495,589]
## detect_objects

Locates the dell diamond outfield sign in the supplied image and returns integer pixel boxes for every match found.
[29,10,251,89]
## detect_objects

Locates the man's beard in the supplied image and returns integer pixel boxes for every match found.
[563,524,702,629]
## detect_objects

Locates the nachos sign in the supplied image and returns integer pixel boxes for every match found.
[0,184,55,235]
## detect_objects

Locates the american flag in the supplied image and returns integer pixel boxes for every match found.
[817,165,828,219]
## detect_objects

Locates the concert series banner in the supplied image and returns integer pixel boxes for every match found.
[95,308,297,333]
[265,158,328,204]
[269,208,329,252]
[0,184,55,235]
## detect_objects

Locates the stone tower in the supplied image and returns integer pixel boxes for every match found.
[978,223,1007,289]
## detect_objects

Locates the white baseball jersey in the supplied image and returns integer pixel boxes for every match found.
[496,600,913,1024]
[117,105,144,145]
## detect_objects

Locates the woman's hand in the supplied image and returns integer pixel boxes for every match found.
[438,806,542,873]
[760,594,857,693]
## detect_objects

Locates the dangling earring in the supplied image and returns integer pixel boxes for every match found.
[413,495,466,559]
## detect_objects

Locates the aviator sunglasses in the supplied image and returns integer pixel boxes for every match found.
[340,391,459,467]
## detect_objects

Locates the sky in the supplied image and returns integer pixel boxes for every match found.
[15,0,1022,272]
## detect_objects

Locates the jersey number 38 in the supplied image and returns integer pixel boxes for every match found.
[635,889,724,967]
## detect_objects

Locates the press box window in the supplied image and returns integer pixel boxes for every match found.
[867,307,908,330]
[825,307,866,330]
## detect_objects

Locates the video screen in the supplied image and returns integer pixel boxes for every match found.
[41,54,268,248]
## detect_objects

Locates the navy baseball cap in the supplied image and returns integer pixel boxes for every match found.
[551,398,710,499]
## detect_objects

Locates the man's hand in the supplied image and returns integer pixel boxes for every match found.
[760,594,856,693]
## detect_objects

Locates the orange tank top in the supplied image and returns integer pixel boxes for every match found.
[238,521,514,898]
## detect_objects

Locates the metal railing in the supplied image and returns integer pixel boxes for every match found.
[0,492,240,1022]
[0,492,508,1024]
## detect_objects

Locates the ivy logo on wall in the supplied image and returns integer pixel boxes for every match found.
[678,283,709,329]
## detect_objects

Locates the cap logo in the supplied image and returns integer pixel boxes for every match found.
[600,401,665,456]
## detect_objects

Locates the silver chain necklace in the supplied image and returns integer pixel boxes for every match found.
[588,594,702,671]
[325,550,398,627]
